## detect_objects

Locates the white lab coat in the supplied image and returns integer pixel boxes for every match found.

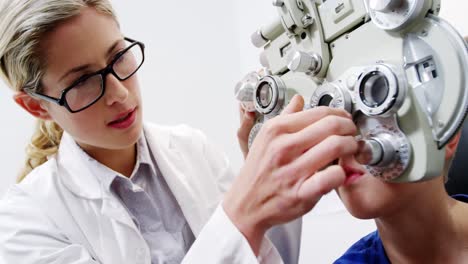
[0,123,301,264]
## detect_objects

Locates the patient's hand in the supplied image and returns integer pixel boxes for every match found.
[237,105,256,159]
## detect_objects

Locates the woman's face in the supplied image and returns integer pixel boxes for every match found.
[39,7,143,155]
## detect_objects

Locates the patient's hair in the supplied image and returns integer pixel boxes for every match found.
[0,0,118,181]
[443,126,465,183]
[444,36,468,182]
[444,144,457,183]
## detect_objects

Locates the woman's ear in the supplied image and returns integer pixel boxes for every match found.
[445,131,462,160]
[13,92,52,120]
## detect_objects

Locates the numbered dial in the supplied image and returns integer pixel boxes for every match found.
[310,83,352,113]
[369,0,402,12]
[248,123,263,149]
[357,117,412,181]
[367,0,426,31]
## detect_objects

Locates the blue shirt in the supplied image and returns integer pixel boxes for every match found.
[334,194,468,264]
[86,132,195,263]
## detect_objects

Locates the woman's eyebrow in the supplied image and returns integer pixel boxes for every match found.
[59,39,124,82]
[59,64,91,82]
[106,38,124,58]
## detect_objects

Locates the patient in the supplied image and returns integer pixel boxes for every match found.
[333,128,468,263]
[239,101,468,263]
[333,37,468,264]
[237,87,468,264]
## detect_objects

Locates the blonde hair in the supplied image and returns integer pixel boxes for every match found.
[0,0,118,181]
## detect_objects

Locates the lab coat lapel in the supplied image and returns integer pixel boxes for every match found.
[100,197,139,231]
[144,124,215,236]
[57,133,149,261]
[58,132,140,232]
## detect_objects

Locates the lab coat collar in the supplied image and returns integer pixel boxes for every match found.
[57,124,171,200]
[57,123,213,235]
[95,131,156,192]
[57,132,104,200]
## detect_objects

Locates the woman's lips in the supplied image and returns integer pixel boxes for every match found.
[107,107,137,129]
[343,166,365,185]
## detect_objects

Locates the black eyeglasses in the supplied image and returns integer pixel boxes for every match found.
[27,37,145,113]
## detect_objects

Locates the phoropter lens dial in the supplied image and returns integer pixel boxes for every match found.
[310,83,353,113]
[254,75,286,115]
[359,71,390,108]
[257,82,273,108]
[355,64,406,116]
[367,0,427,31]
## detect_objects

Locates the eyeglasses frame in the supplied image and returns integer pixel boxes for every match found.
[26,37,145,113]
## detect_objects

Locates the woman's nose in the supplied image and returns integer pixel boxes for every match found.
[104,74,129,106]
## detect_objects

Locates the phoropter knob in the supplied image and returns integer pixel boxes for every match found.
[356,135,396,167]
[272,0,284,7]
[235,72,260,112]
[287,51,322,75]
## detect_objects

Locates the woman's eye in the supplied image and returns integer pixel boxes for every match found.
[73,77,90,88]
[115,53,126,64]
[75,81,85,88]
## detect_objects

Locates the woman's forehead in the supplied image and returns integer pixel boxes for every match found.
[41,7,121,81]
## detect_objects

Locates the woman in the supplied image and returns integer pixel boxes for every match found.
[0,0,358,263]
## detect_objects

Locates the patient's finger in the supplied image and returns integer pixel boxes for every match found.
[281,95,304,115]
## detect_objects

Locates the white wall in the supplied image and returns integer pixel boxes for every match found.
[440,1,468,36]
[0,0,467,263]
[0,83,35,195]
